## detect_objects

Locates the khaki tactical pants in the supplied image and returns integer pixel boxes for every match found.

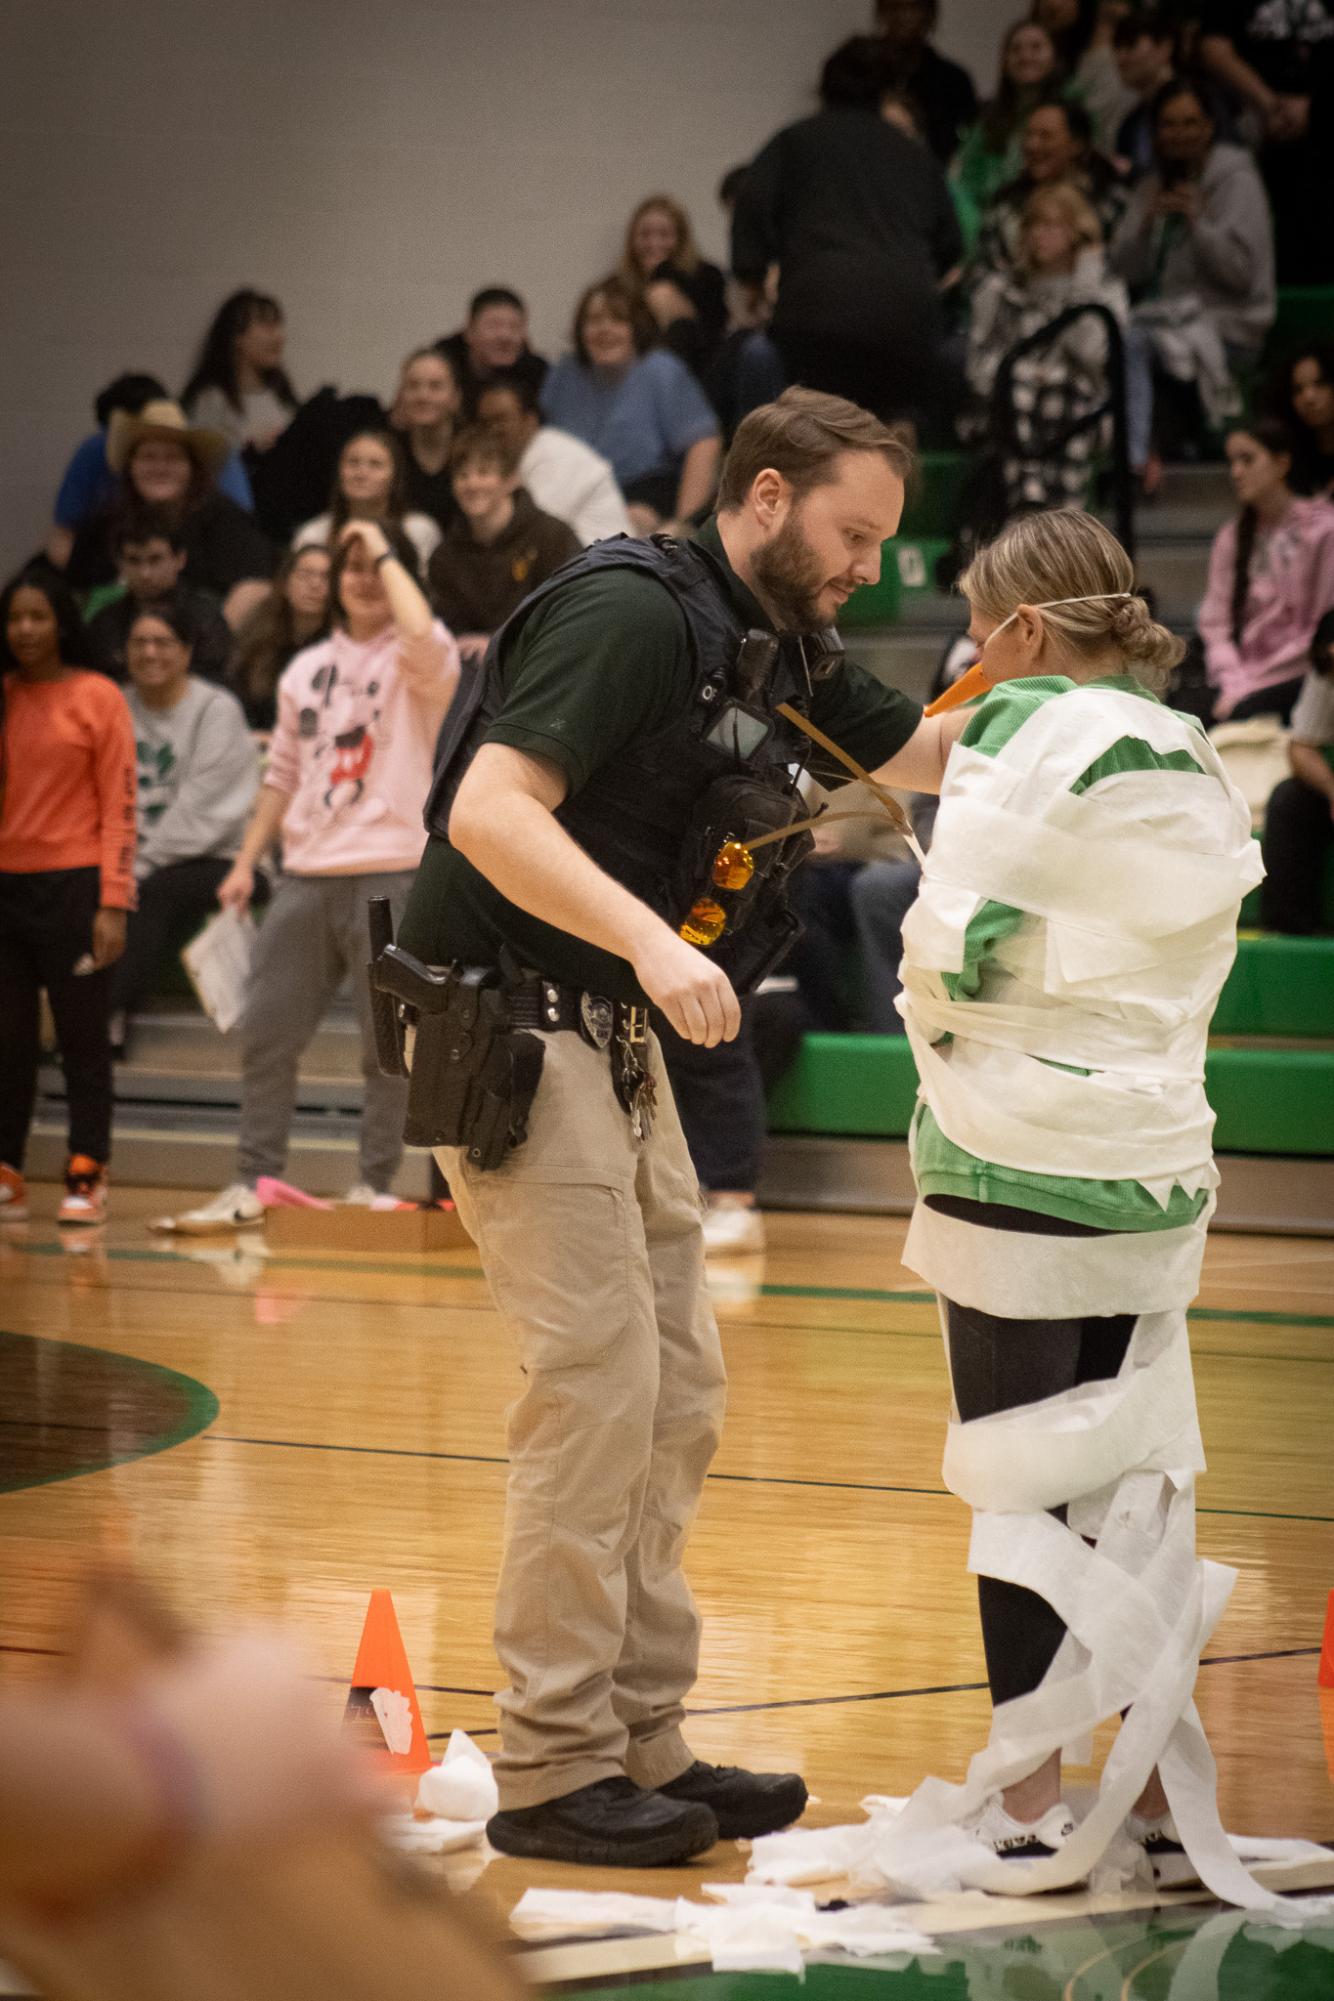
[436,1029,727,1809]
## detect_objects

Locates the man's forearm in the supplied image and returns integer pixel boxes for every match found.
[452,789,671,967]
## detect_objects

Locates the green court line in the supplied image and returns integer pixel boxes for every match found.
[13,1240,1334,1329]
[0,1331,218,1494]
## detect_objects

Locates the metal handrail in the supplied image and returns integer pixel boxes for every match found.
[990,300,1134,560]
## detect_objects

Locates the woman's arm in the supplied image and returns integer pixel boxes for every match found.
[1290,737,1334,809]
[338,519,461,709]
[216,784,291,913]
[92,683,138,918]
[1197,522,1241,682]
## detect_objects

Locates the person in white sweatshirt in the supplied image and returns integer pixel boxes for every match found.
[110,594,260,1049]
[476,373,631,545]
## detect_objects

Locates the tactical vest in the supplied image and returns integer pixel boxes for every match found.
[424,535,824,955]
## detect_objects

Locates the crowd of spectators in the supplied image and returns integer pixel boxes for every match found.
[3,0,1333,1235]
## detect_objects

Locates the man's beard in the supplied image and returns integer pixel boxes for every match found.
[749,509,830,632]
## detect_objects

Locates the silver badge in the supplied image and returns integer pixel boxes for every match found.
[579,992,614,1050]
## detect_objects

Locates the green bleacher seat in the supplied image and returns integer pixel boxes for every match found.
[1268,287,1334,355]
[767,1031,1334,1155]
[839,556,902,629]
[900,450,968,540]
[1214,934,1334,1038]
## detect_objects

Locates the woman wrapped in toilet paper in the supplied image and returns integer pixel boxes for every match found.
[889,508,1274,1903]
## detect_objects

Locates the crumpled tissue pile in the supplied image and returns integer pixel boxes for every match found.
[383,1729,499,1854]
[744,1795,1334,1917]
[509,1881,938,1976]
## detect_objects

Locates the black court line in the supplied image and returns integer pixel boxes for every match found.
[627,1645,1327,1724]
[198,1431,1334,1522]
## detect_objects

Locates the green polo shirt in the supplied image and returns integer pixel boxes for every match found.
[912,673,1214,1233]
[399,519,922,1001]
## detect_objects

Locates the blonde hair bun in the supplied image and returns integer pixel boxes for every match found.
[960,510,1184,693]
[1108,595,1186,680]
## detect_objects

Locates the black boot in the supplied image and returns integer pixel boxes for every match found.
[487,1777,718,1867]
[658,1760,808,1839]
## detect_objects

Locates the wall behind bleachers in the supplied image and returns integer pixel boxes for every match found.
[2,0,996,578]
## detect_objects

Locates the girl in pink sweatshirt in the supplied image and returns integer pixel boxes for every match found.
[167,520,459,1233]
[1198,418,1334,723]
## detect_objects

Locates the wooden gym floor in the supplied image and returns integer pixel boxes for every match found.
[2,1183,1333,1995]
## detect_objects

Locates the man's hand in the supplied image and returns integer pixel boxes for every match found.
[457,633,491,664]
[632,927,741,1046]
[217,860,255,914]
[91,908,127,969]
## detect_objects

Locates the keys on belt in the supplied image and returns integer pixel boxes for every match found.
[509,980,656,1141]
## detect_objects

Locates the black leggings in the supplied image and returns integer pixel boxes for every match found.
[933,1197,1135,1708]
[0,868,114,1169]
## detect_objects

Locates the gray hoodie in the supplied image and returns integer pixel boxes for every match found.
[125,678,259,879]
[1110,142,1275,350]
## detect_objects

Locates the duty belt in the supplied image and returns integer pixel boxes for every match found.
[507,978,657,1141]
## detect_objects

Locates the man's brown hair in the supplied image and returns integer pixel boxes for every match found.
[716,387,914,511]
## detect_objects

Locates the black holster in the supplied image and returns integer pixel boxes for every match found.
[366,902,543,1170]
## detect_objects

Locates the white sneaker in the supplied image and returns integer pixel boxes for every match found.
[158,1182,264,1235]
[1126,1808,1194,1886]
[343,1184,401,1210]
[964,1796,1076,1861]
[701,1201,766,1256]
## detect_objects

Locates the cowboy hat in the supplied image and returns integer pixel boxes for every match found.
[105,399,231,477]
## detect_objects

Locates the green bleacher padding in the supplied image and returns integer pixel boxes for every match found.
[1206,1046,1334,1155]
[1213,935,1334,1038]
[767,1034,918,1135]
[839,555,902,629]
[1269,287,1334,353]
[900,451,968,540]
[767,1033,1334,1155]
[894,536,950,597]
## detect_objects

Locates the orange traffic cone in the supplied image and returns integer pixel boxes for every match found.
[1321,1691,1334,1786]
[344,1588,432,1778]
[1320,1588,1334,1690]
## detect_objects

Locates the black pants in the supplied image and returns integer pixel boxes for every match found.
[1168,641,1305,730]
[0,868,114,1170]
[109,856,235,1019]
[655,1001,768,1192]
[934,1197,1135,1709]
[1261,776,1334,935]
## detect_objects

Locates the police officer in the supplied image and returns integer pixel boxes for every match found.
[395,388,969,1866]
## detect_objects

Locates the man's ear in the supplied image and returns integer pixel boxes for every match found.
[751,467,786,526]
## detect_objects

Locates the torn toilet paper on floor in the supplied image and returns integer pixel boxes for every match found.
[382,1729,499,1855]
[509,1882,937,1975]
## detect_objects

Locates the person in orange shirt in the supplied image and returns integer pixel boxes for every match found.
[0,569,137,1226]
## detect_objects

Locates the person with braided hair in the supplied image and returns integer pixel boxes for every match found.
[1196,418,1334,725]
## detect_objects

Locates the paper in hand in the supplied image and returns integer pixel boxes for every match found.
[182,907,256,1033]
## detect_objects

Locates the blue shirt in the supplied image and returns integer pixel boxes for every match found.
[54,432,254,528]
[540,349,717,490]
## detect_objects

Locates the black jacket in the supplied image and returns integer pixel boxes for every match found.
[732,108,961,342]
[882,41,978,162]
